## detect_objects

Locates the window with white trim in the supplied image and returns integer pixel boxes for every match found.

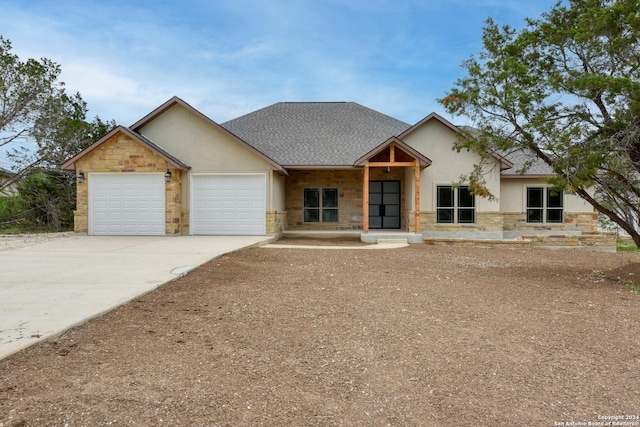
[436,185,475,224]
[304,188,339,222]
[526,187,563,223]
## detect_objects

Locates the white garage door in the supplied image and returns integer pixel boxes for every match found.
[191,174,266,235]
[89,174,165,236]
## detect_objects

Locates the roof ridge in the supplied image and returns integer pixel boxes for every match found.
[281,101,349,104]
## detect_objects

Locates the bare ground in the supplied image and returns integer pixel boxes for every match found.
[1,240,639,426]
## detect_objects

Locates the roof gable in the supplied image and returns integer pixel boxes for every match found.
[131,96,209,131]
[401,114,513,171]
[354,137,432,168]
[132,97,286,174]
[221,102,411,167]
[398,112,460,139]
[61,126,191,171]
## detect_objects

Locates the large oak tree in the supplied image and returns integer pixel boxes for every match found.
[442,0,640,245]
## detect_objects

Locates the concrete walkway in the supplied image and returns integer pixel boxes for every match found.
[0,234,270,360]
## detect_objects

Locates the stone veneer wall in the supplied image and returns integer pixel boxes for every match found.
[418,211,505,238]
[73,132,182,234]
[417,210,598,239]
[285,169,363,230]
[424,231,616,251]
[502,212,598,234]
[267,211,288,234]
[284,168,406,231]
[165,171,182,234]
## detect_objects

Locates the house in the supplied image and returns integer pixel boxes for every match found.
[0,167,17,196]
[61,96,598,241]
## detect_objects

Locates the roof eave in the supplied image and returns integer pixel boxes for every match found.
[61,126,191,171]
[489,151,514,171]
[131,96,287,174]
[283,164,358,170]
[398,112,460,139]
[353,136,432,168]
[501,174,556,179]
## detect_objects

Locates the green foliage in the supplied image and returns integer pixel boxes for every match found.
[0,194,25,228]
[28,92,116,168]
[0,35,115,193]
[0,36,63,148]
[617,238,640,253]
[441,0,640,247]
[16,169,76,231]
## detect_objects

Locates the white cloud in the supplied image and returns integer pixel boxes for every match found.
[0,0,562,167]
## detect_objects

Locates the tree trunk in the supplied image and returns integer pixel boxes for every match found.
[574,187,640,247]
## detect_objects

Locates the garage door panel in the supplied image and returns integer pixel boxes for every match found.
[90,174,165,236]
[191,174,266,235]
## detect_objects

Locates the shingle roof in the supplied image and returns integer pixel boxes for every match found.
[498,149,555,177]
[221,102,411,167]
[457,126,554,176]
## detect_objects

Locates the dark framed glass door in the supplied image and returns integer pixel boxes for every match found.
[368,180,401,229]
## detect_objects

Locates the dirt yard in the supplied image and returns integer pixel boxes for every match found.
[1,240,639,426]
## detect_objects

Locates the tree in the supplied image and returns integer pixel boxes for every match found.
[0,35,115,229]
[15,168,76,230]
[9,92,116,169]
[441,0,640,245]
[1,36,114,185]
[0,36,62,148]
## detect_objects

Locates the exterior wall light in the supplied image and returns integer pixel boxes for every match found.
[164,170,172,182]
[77,171,85,183]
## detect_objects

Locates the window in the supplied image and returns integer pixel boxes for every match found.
[304,188,338,222]
[527,187,563,223]
[436,185,475,224]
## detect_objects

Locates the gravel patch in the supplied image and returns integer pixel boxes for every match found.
[0,232,75,251]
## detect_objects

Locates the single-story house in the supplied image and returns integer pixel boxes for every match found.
[61,96,597,240]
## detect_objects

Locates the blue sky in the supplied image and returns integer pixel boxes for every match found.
[0,0,560,170]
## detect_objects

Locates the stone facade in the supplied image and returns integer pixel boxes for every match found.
[267,211,288,234]
[502,211,598,237]
[165,170,182,234]
[73,132,183,234]
[285,169,363,230]
[424,231,616,251]
[284,168,406,231]
[418,211,505,239]
[418,210,599,239]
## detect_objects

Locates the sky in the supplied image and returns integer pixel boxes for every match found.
[0,0,561,170]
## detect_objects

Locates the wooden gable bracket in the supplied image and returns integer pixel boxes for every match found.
[357,139,431,233]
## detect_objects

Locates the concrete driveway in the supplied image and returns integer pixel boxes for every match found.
[0,234,270,360]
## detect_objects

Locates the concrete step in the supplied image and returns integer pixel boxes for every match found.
[361,233,423,244]
[376,238,409,245]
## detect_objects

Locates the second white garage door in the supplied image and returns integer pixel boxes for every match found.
[191,174,266,235]
[89,173,165,236]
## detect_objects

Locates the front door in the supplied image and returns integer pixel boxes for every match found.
[369,180,401,229]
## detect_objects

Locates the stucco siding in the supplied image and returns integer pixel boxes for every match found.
[137,104,277,212]
[137,104,270,173]
[402,120,501,212]
[500,178,595,213]
[271,172,286,211]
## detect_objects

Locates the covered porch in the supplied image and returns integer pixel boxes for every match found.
[282,139,430,242]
